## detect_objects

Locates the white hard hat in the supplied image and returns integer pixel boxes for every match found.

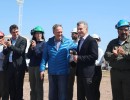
[92,34,101,41]
[71,28,77,33]
[92,34,100,39]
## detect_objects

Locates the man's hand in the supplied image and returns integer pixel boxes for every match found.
[112,47,118,56]
[31,40,36,49]
[118,46,125,55]
[5,40,12,47]
[113,46,126,56]
[73,55,78,63]
[40,71,45,80]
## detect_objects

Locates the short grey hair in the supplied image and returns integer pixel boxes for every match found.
[52,24,63,32]
[77,21,88,28]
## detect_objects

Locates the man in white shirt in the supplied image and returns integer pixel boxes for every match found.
[92,34,104,100]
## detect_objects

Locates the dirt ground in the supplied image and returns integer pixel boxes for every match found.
[23,70,112,100]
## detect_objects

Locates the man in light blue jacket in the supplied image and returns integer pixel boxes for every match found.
[40,24,76,100]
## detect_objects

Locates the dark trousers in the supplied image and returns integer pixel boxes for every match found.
[6,63,25,100]
[0,71,8,100]
[93,66,102,100]
[111,69,130,100]
[29,67,44,100]
[49,75,68,100]
[68,67,76,100]
[77,76,96,100]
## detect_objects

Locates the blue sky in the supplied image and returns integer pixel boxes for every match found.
[0,0,130,51]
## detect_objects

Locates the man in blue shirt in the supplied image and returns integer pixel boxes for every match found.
[40,24,76,100]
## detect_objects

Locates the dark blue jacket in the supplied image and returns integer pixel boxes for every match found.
[76,35,98,78]
[27,41,45,67]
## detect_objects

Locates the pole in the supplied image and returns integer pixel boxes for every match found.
[16,0,24,34]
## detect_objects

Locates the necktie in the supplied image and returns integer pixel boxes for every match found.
[79,38,84,51]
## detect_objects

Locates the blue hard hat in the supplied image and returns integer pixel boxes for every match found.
[115,19,130,29]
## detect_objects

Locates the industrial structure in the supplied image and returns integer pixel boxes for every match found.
[16,0,24,34]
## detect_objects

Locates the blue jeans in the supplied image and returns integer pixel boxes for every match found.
[49,75,68,100]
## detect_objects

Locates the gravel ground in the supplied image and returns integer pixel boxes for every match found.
[23,70,112,100]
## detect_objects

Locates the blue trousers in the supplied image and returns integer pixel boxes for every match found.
[49,75,68,100]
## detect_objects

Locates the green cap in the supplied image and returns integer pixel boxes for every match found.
[33,26,44,33]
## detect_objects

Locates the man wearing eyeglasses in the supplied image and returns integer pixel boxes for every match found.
[3,24,27,100]
[104,19,130,100]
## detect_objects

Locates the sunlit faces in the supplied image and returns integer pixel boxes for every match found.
[0,36,4,45]
[118,26,129,41]
[71,32,78,40]
[34,32,43,41]
[10,29,19,39]
[53,26,63,41]
[77,23,88,38]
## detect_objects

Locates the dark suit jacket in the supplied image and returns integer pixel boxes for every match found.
[3,35,27,70]
[76,35,98,78]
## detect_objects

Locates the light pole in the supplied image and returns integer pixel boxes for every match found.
[16,0,24,34]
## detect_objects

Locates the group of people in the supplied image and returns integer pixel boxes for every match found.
[0,19,129,100]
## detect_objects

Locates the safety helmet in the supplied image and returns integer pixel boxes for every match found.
[71,28,78,33]
[0,31,4,37]
[31,26,44,35]
[115,19,130,29]
[92,34,101,41]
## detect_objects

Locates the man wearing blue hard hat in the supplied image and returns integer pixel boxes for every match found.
[104,19,130,100]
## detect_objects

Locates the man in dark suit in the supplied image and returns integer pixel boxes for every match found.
[73,21,98,100]
[3,24,27,100]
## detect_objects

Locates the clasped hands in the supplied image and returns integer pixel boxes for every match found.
[113,46,126,56]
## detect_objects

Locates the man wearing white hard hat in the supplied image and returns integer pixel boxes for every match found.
[92,34,104,100]
[71,28,79,44]
[68,28,79,100]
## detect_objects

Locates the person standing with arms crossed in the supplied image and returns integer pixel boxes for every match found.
[104,19,130,100]
[2,24,27,100]
[73,21,98,100]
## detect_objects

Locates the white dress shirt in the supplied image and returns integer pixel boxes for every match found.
[79,33,89,51]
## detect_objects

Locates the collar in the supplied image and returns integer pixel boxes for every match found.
[54,36,63,42]
[11,35,19,41]
[118,35,130,43]
[80,33,89,40]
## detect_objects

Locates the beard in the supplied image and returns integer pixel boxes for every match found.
[72,36,78,41]
[120,33,127,41]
